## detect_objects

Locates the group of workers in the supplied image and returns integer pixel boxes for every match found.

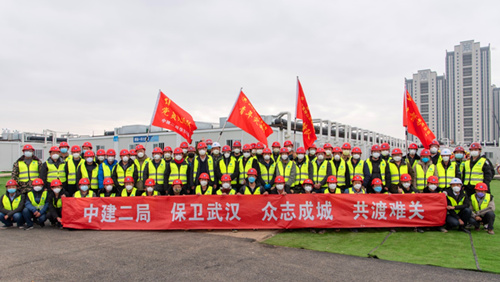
[0,139,495,234]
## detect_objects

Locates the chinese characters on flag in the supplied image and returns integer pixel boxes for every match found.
[227,90,273,146]
[296,78,317,149]
[151,91,197,143]
[404,90,436,148]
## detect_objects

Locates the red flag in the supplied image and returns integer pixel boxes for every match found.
[404,89,436,148]
[151,91,197,144]
[227,90,273,146]
[296,78,317,149]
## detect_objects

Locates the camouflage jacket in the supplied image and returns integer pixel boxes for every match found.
[12,155,42,193]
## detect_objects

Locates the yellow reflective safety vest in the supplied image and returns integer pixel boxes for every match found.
[195,185,213,195]
[74,190,95,198]
[471,194,491,212]
[134,158,151,182]
[330,159,347,186]
[238,157,256,183]
[388,162,409,184]
[148,160,166,185]
[115,163,136,186]
[65,155,84,185]
[347,159,364,178]
[311,160,328,188]
[169,161,188,185]
[100,193,116,197]
[365,158,387,184]
[79,164,99,190]
[415,163,435,191]
[216,189,236,195]
[27,191,48,209]
[218,157,237,184]
[294,161,309,187]
[435,161,457,189]
[18,160,39,182]
[243,186,261,195]
[121,188,137,197]
[193,155,215,182]
[46,162,67,183]
[141,191,159,196]
[276,161,295,187]
[2,194,22,210]
[447,194,465,214]
[53,197,62,208]
[101,162,115,179]
[346,188,366,194]
[464,157,486,186]
[260,161,276,184]
[324,187,342,194]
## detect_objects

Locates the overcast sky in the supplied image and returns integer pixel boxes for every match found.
[2,1,499,140]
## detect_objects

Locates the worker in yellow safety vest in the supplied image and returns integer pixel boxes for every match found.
[100,177,117,197]
[324,176,341,194]
[112,149,138,192]
[344,175,366,194]
[12,144,42,194]
[40,146,67,190]
[195,173,215,195]
[22,178,48,230]
[46,179,68,228]
[308,148,332,193]
[98,149,117,191]
[216,174,236,195]
[444,178,471,233]
[469,183,495,235]
[73,178,96,198]
[462,142,494,196]
[144,147,168,194]
[385,148,415,193]
[77,150,100,194]
[65,145,85,196]
[414,149,436,192]
[142,178,160,196]
[434,148,460,190]
[293,147,309,194]
[239,168,267,195]
[0,179,26,229]
[120,176,138,197]
[165,147,191,195]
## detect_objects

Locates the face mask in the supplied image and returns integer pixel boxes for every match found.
[374,186,382,193]
[442,156,450,162]
[325,150,332,156]
[470,151,479,157]
[86,157,93,163]
[309,150,316,155]
[243,152,251,158]
[264,155,271,161]
[130,156,136,161]
[381,151,389,156]
[286,147,293,152]
[122,156,129,162]
[60,148,68,154]
[276,184,284,190]
[353,183,362,190]
[7,188,17,194]
[224,152,231,158]
[430,147,438,154]
[72,153,80,159]
[147,187,154,193]
[393,156,402,162]
[281,154,288,160]
[188,153,195,158]
[83,149,88,154]
[476,192,485,198]
[24,151,33,158]
[256,149,263,155]
[153,154,162,160]
[352,154,360,160]
[98,156,105,162]
[174,187,182,193]
[164,153,171,159]
[212,149,220,155]
[125,185,133,191]
[51,154,60,160]
[199,149,206,156]
[248,176,256,183]
[429,184,437,191]
[297,154,305,160]
[372,152,381,158]
[207,145,212,150]
[33,186,43,192]
[80,185,89,192]
[455,153,464,159]
[273,148,280,153]
[137,152,145,158]
[402,183,411,188]
[200,180,208,186]
[409,149,417,155]
[304,185,312,192]
[173,154,183,161]
[329,183,337,190]
[343,150,350,156]
[334,155,341,161]
[52,188,61,194]
[452,186,461,193]
[107,157,115,163]
[317,154,324,161]
[182,149,188,154]
[421,157,430,163]
[105,185,113,192]
[222,183,231,189]
[234,149,241,154]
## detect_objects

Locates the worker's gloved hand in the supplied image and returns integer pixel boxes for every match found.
[264,184,271,190]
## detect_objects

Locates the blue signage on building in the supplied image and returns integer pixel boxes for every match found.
[133,135,159,143]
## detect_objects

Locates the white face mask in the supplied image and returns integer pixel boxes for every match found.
[33,186,43,192]
[353,183,362,190]
[430,147,438,154]
[409,149,417,155]
[200,180,208,187]
[146,187,154,193]
[86,157,93,163]
[256,149,263,154]
[199,149,206,156]
[212,149,220,155]
[164,153,171,159]
[372,152,381,158]
[276,184,284,190]
[52,188,61,194]
[122,156,129,162]
[309,149,316,155]
[442,156,450,162]
[452,186,461,193]
[334,155,341,161]
[381,150,389,156]
[329,183,337,190]
[343,150,350,156]
[317,154,324,161]
[105,185,113,192]
[107,157,115,163]
[137,152,145,158]
[80,185,89,191]
[222,183,231,189]
[243,152,251,158]
[51,154,60,160]
[263,155,271,161]
[125,185,133,191]
[297,154,305,160]
[130,156,136,161]
[402,183,411,188]
[224,152,231,158]
[325,150,332,156]
[175,155,183,161]
[182,149,188,154]
[273,148,280,153]
[470,151,479,157]
[281,154,288,160]
[72,153,80,159]
[24,151,33,158]
[304,185,312,192]
[393,156,402,162]
[98,156,105,162]
[352,154,360,160]
[429,184,437,191]
[234,149,241,154]
[153,154,161,160]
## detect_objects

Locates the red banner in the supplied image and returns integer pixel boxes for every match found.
[296,78,317,149]
[404,89,436,148]
[62,194,446,230]
[151,91,197,144]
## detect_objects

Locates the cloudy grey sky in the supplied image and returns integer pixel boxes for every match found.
[2,0,499,139]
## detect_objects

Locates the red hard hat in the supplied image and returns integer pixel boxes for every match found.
[188,146,196,152]
[120,149,130,156]
[250,143,256,149]
[332,147,342,153]
[23,144,35,151]
[174,147,183,154]
[129,149,137,156]
[103,177,114,185]
[274,175,285,183]
[124,176,134,183]
[242,144,252,151]
[197,142,207,149]
[323,143,333,149]
[106,149,116,156]
[145,178,155,186]
[6,179,18,187]
[83,142,93,149]
[221,174,232,182]
[32,178,44,186]
[59,142,69,148]
[400,174,411,182]
[420,149,431,156]
[50,179,62,187]
[392,148,402,155]
[352,175,363,182]
[430,140,440,146]
[222,145,231,152]
[50,146,60,153]
[296,147,306,154]
[163,146,172,153]
[256,142,265,149]
[233,141,242,147]
[371,144,381,151]
[272,141,281,148]
[263,148,272,154]
[173,179,183,185]
[284,140,293,147]
[279,147,289,154]
[409,143,418,149]
[327,176,338,183]
[454,146,465,152]
[199,173,210,180]
[342,143,351,150]
[152,147,163,154]
[135,144,146,151]
[316,148,325,154]
[79,178,90,185]
[469,142,482,150]
[371,178,383,186]
[381,143,390,150]
[475,182,488,191]
[84,150,95,157]
[303,179,314,185]
[427,176,439,184]
[97,149,106,156]
[206,139,213,145]
[308,143,317,149]
[351,147,362,154]
[247,168,258,175]
[180,142,189,149]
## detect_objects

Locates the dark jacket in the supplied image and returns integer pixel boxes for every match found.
[111,159,139,190]
[239,184,265,195]
[0,191,25,217]
[444,188,470,219]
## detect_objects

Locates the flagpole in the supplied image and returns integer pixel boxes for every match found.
[403,84,410,162]
[293,76,299,147]
[147,89,161,144]
[217,87,242,143]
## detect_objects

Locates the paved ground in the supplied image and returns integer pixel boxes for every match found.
[0,227,498,281]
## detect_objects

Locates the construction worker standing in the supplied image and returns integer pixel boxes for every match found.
[429,140,442,165]
[163,146,173,164]
[81,142,93,155]
[97,149,117,192]
[112,149,138,192]
[307,144,317,162]
[405,143,420,168]
[64,145,84,196]
[144,147,168,194]
[191,142,216,192]
[237,144,261,188]
[385,148,416,194]
[59,142,70,160]
[453,146,466,175]
[77,150,99,195]
[0,179,26,229]
[274,147,297,192]
[363,144,387,193]
[414,149,435,192]
[347,147,364,183]
[232,141,243,159]
[341,143,351,161]
[330,147,350,193]
[293,147,309,194]
[11,144,42,194]
[380,143,391,162]
[434,148,460,190]
[165,147,191,195]
[462,142,494,196]
[308,148,332,193]
[215,145,239,189]
[40,146,67,191]
[258,148,276,192]
[96,149,106,165]
[271,141,281,162]
[211,142,222,163]
[134,144,150,191]
[22,178,48,230]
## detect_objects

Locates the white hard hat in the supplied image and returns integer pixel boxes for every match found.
[441,148,452,156]
[212,142,221,148]
[450,178,462,185]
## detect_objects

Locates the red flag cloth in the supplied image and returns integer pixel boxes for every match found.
[151,91,197,144]
[296,79,317,149]
[405,90,436,148]
[61,193,447,230]
[227,91,273,146]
